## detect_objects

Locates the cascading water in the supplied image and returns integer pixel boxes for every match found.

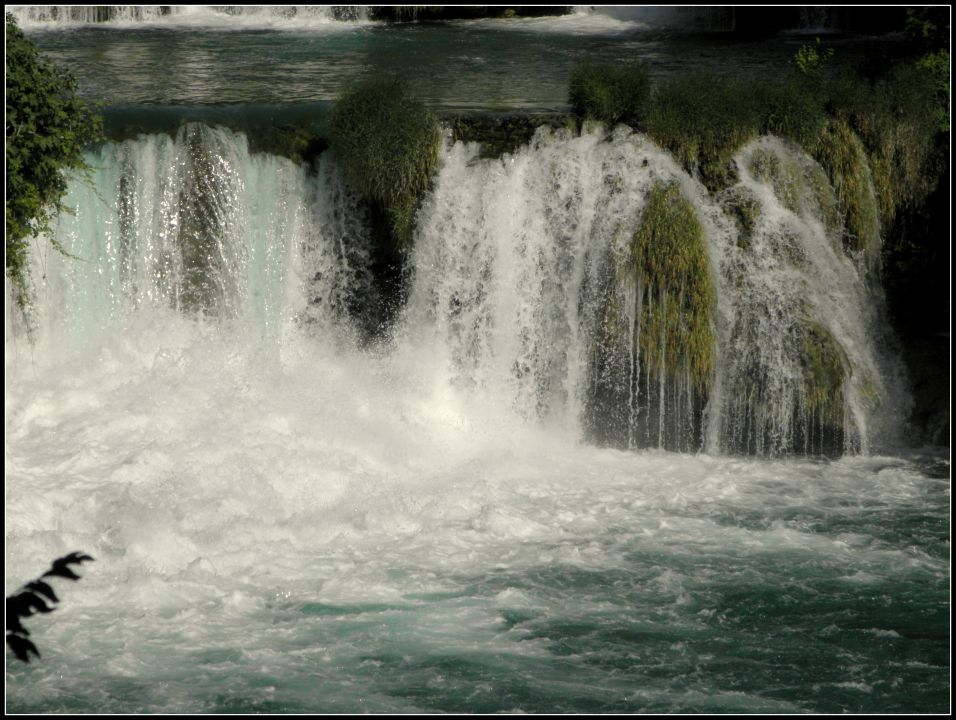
[16,124,908,457]
[7,5,370,27]
[6,122,946,715]
[406,126,908,456]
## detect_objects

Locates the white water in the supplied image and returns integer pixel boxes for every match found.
[7,5,371,30]
[4,124,945,713]
[10,124,907,455]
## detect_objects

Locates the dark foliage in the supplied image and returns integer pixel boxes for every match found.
[6,552,94,662]
[569,60,651,127]
[5,14,103,309]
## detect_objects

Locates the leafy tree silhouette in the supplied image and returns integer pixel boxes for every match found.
[6,552,94,662]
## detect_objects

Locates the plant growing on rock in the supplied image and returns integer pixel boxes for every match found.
[568,59,651,128]
[796,320,848,442]
[809,119,881,260]
[626,181,716,391]
[644,74,761,193]
[328,77,441,251]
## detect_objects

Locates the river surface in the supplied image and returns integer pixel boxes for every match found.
[20,9,901,110]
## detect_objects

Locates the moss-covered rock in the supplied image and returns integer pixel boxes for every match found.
[587,181,716,451]
[627,182,716,390]
[246,124,327,167]
[809,119,880,259]
[177,124,235,316]
[747,144,840,236]
[797,320,848,428]
[718,186,762,250]
[445,112,573,159]
[749,147,802,214]
[328,77,441,252]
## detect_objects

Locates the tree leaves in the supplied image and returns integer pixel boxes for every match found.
[6,551,95,663]
[5,13,103,310]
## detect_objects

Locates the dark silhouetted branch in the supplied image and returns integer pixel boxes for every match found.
[6,551,94,662]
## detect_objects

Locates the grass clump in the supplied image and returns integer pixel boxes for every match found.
[568,60,651,127]
[644,74,761,193]
[809,119,880,258]
[838,63,943,229]
[625,181,716,390]
[754,77,828,151]
[328,77,441,251]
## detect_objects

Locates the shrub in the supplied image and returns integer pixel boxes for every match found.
[5,13,103,308]
[568,59,651,127]
[328,77,441,251]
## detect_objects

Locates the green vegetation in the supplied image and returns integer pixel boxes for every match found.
[832,64,943,229]
[643,75,760,193]
[448,112,571,159]
[246,124,327,166]
[917,50,950,133]
[797,320,848,429]
[328,77,441,251]
[568,60,651,128]
[5,13,103,308]
[567,39,945,236]
[718,186,761,250]
[624,182,716,391]
[587,182,715,450]
[747,144,840,235]
[809,119,880,257]
[793,37,834,80]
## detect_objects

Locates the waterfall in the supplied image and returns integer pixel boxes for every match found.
[17,124,909,457]
[7,6,370,27]
[23,124,363,351]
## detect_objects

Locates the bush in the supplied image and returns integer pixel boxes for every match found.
[328,77,441,251]
[5,13,102,308]
[568,59,651,127]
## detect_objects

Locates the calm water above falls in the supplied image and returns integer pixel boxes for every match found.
[5,11,949,715]
[21,12,899,110]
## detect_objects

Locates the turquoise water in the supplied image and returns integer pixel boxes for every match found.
[5,10,949,714]
[25,16,895,110]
